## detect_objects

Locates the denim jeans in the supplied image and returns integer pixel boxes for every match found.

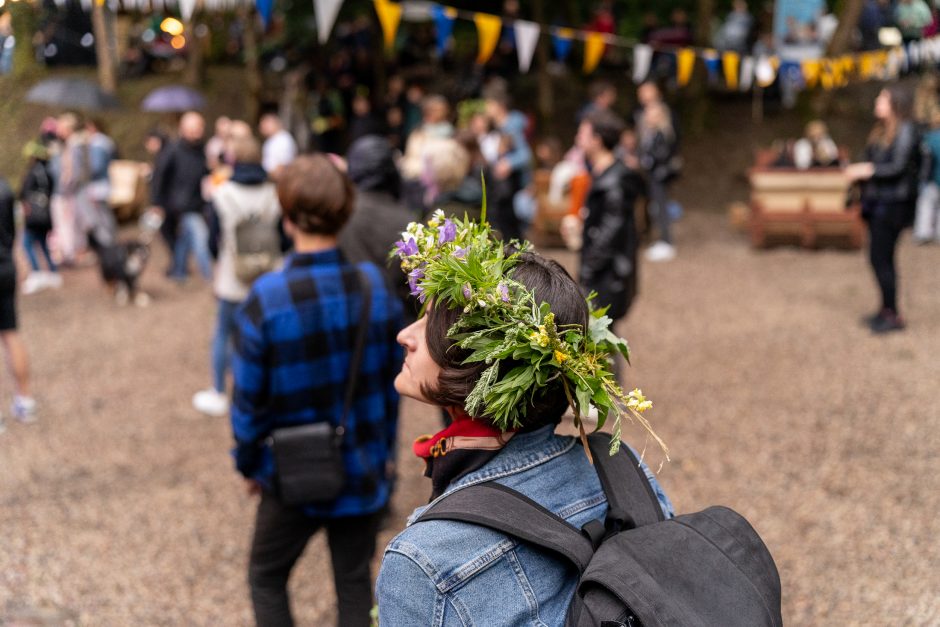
[211,298,240,392]
[22,230,57,273]
[172,212,212,279]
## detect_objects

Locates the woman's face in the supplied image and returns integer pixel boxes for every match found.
[875,90,893,120]
[395,316,442,403]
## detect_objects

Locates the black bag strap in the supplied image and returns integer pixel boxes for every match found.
[337,266,372,438]
[417,482,596,573]
[586,433,665,531]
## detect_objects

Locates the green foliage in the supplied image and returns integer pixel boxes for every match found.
[391,207,665,456]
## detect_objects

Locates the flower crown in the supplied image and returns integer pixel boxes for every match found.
[392,196,666,458]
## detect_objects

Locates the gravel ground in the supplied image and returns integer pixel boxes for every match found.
[1,211,938,626]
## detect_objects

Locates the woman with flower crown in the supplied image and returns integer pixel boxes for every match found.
[376,210,672,625]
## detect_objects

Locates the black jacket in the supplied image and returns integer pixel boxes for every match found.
[151,139,209,215]
[579,160,641,320]
[862,121,919,220]
[0,178,16,266]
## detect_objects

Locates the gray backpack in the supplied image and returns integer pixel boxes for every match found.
[417,433,782,627]
[234,212,281,284]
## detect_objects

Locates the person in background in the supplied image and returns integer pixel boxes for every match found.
[19,139,62,295]
[151,111,212,282]
[913,105,940,244]
[639,101,680,262]
[0,177,37,433]
[859,0,893,51]
[193,134,281,418]
[577,80,618,124]
[715,0,754,53]
[482,78,532,241]
[84,118,117,250]
[205,116,232,171]
[231,155,402,627]
[348,87,385,144]
[400,94,455,213]
[575,110,642,326]
[339,135,416,322]
[49,112,89,266]
[845,86,919,333]
[259,113,298,181]
[793,120,840,169]
[895,0,932,42]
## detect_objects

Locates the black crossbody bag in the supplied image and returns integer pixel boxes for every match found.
[269,269,372,507]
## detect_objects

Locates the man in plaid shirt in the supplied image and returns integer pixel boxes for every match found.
[230,155,403,627]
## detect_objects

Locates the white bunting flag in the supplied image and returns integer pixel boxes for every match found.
[632,44,652,83]
[739,56,755,91]
[179,0,196,20]
[314,0,344,44]
[514,20,539,73]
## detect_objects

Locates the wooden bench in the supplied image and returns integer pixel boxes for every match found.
[748,167,864,249]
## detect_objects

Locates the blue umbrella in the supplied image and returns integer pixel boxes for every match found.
[141,85,206,112]
[26,78,120,110]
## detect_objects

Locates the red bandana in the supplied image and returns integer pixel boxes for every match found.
[413,410,514,459]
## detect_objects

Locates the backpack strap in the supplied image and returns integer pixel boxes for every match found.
[416,482,595,573]
[586,433,665,531]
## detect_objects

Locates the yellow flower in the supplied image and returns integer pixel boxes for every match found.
[626,388,651,412]
[554,350,569,363]
[636,400,652,413]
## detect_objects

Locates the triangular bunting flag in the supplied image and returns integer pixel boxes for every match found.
[755,55,777,87]
[256,0,273,27]
[552,28,574,62]
[583,32,606,74]
[514,20,540,73]
[474,12,502,65]
[722,51,739,90]
[314,0,343,44]
[739,56,755,91]
[633,44,652,83]
[702,49,720,84]
[801,59,820,88]
[179,0,196,17]
[431,5,457,55]
[676,48,696,87]
[374,0,402,52]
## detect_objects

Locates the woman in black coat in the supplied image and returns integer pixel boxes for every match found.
[846,86,919,334]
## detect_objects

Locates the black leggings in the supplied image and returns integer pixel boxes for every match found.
[868,216,903,313]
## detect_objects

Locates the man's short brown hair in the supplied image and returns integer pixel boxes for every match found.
[276,154,355,235]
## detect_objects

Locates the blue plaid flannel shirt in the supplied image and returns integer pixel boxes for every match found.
[231,248,404,518]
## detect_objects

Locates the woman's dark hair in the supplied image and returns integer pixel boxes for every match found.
[870,85,913,147]
[277,154,355,235]
[422,251,589,429]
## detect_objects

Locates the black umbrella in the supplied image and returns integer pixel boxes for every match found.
[25,78,120,111]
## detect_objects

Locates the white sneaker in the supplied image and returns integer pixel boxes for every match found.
[22,273,46,295]
[12,396,37,424]
[192,389,229,417]
[43,272,63,289]
[644,241,677,263]
[134,292,151,308]
[114,284,130,306]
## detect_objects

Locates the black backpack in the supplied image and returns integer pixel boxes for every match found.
[417,433,782,627]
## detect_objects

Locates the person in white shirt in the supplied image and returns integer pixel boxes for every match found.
[259,113,298,180]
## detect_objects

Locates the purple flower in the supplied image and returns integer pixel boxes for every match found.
[453,247,467,259]
[394,238,419,258]
[408,268,426,302]
[462,283,472,299]
[438,219,456,245]
[498,283,510,303]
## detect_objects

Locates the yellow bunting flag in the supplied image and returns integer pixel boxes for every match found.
[583,32,606,74]
[677,48,696,87]
[858,53,874,80]
[801,59,820,88]
[374,0,402,52]
[474,13,502,65]
[722,51,740,90]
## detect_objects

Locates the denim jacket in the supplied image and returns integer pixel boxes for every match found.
[376,426,673,626]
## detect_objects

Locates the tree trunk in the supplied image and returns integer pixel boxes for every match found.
[695,0,715,48]
[9,0,42,80]
[685,0,717,137]
[241,9,262,123]
[532,0,553,127]
[183,21,205,87]
[92,0,118,94]
[814,0,865,114]
[826,0,865,56]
